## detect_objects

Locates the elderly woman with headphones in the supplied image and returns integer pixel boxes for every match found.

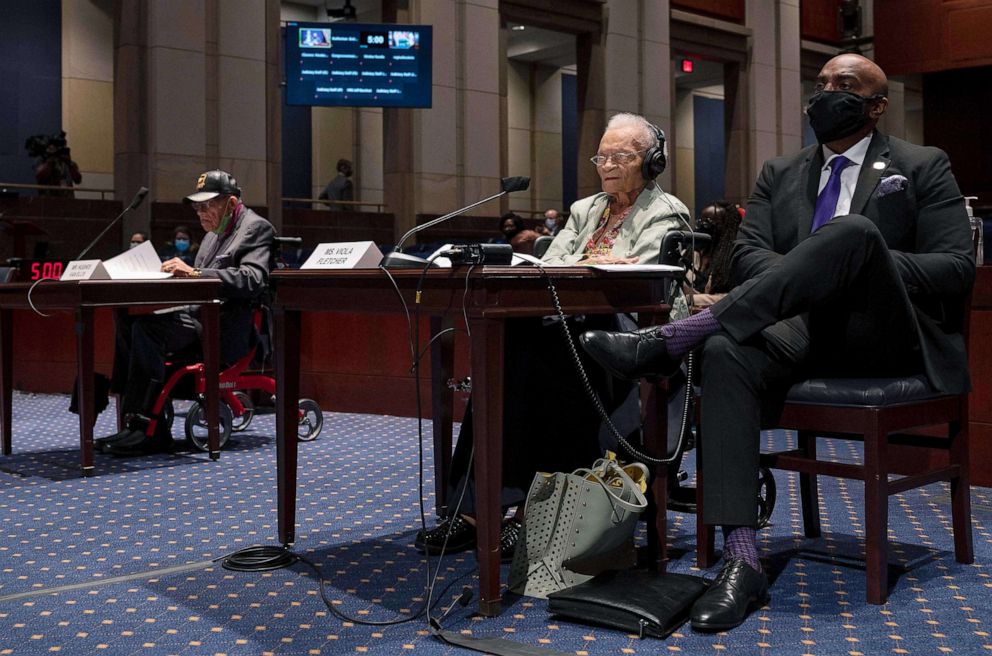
[542,112,689,265]
[414,113,690,561]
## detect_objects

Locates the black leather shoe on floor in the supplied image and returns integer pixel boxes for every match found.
[579,327,682,380]
[500,518,522,562]
[95,428,136,452]
[414,515,476,555]
[690,559,769,632]
[104,429,174,457]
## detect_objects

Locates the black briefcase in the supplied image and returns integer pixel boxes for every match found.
[546,569,710,639]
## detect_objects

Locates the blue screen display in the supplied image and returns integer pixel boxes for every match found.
[284,22,433,108]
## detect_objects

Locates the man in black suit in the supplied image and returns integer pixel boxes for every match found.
[580,54,975,630]
[101,170,275,456]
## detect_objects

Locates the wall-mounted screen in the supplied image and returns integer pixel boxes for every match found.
[284,21,433,108]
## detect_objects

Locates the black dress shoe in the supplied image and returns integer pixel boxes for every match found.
[415,515,476,555]
[690,559,769,631]
[579,327,682,380]
[104,429,174,457]
[95,428,135,452]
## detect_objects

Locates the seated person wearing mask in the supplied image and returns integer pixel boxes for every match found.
[581,54,975,631]
[159,225,199,266]
[415,112,690,558]
[98,170,275,456]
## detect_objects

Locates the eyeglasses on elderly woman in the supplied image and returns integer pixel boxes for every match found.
[589,149,648,167]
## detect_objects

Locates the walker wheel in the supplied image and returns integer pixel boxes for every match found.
[184,401,233,452]
[296,398,323,442]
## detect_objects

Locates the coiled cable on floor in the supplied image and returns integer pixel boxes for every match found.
[218,544,298,572]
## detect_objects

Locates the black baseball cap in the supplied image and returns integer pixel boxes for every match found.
[184,170,242,203]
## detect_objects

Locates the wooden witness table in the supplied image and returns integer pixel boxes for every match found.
[0,278,223,475]
[271,265,677,616]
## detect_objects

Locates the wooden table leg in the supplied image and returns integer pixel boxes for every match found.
[640,378,668,571]
[0,309,12,456]
[275,307,302,546]
[430,315,455,518]
[202,301,220,460]
[75,307,95,477]
[469,315,504,617]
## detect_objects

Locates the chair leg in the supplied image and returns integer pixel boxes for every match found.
[949,417,974,564]
[863,424,889,604]
[694,427,716,567]
[798,431,822,538]
[648,465,669,571]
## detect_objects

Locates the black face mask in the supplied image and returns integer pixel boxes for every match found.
[806,90,881,144]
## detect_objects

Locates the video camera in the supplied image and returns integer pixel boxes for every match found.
[24,130,70,159]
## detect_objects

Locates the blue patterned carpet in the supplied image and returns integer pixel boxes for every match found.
[0,391,989,655]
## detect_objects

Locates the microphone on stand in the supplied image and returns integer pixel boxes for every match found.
[380,176,530,268]
[75,186,149,261]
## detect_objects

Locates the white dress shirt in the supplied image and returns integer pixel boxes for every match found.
[817,134,872,218]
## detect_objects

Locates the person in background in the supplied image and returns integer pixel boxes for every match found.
[496,212,526,243]
[129,232,149,249]
[580,54,975,631]
[688,201,744,308]
[158,225,199,266]
[415,112,690,560]
[541,208,563,236]
[98,170,274,457]
[319,158,355,211]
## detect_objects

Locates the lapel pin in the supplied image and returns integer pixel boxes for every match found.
[872,161,886,170]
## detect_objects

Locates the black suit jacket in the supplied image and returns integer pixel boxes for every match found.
[733,131,975,394]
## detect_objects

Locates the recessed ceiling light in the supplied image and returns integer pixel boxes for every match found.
[511,24,526,31]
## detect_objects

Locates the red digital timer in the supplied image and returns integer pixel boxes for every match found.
[14,260,67,282]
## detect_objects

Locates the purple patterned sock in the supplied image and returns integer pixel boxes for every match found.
[722,525,761,572]
[659,308,721,358]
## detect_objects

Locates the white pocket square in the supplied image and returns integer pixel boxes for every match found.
[877,174,908,197]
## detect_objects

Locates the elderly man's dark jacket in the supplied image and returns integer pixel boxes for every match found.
[193,207,275,363]
[732,131,975,394]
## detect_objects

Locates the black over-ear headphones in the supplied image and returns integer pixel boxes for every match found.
[641,122,668,180]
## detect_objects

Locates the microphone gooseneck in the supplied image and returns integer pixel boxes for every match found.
[382,176,530,268]
[75,186,150,261]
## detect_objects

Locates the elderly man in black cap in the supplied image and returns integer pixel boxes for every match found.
[99,170,275,456]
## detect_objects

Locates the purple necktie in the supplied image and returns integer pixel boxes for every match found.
[810,155,854,233]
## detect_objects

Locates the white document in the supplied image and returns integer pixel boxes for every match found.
[103,241,170,279]
[301,241,383,269]
[587,263,684,274]
[61,241,172,281]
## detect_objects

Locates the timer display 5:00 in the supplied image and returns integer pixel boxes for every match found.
[31,261,64,280]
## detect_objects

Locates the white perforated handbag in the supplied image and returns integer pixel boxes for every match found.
[508,457,648,599]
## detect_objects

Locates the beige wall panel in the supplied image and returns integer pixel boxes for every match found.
[415,86,457,175]
[752,63,777,135]
[151,48,206,157]
[640,43,669,118]
[148,0,206,50]
[507,127,533,206]
[606,0,639,38]
[152,154,209,204]
[62,78,114,173]
[464,3,500,94]
[605,34,639,115]
[415,173,458,215]
[62,0,113,81]
[754,130,778,171]
[358,108,383,202]
[460,175,502,211]
[463,90,501,178]
[507,61,530,131]
[533,67,562,134]
[217,157,268,206]
[749,1,776,66]
[534,130,563,205]
[423,1,457,88]
[312,107,355,195]
[218,0,266,60]
[217,57,267,160]
[779,2,801,67]
[779,68,803,143]
[74,171,114,200]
